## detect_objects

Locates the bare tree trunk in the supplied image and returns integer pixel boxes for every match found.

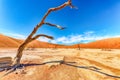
[12,0,75,67]
[13,42,27,66]
[78,44,80,50]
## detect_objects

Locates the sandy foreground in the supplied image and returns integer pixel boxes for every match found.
[0,48,120,80]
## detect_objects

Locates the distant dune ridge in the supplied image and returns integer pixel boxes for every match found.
[0,34,55,48]
[0,34,22,48]
[0,34,120,49]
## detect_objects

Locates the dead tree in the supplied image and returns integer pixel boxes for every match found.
[78,44,80,50]
[1,1,120,79]
[12,0,75,68]
[54,44,57,49]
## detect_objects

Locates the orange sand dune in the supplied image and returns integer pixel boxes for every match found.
[0,34,22,48]
[79,38,120,49]
[57,38,120,49]
[0,34,56,48]
[0,34,120,49]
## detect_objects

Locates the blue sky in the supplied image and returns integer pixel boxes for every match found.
[0,0,120,44]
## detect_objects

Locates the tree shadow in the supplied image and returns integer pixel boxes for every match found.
[22,60,120,79]
[0,60,120,79]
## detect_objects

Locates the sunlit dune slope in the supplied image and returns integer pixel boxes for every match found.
[0,34,56,48]
[56,38,120,49]
[0,34,22,48]
[79,38,120,49]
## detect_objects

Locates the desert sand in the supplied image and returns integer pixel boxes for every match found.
[0,48,120,80]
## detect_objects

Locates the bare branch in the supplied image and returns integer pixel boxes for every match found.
[44,22,66,30]
[28,0,74,39]
[67,0,76,9]
[41,0,73,22]
[30,34,54,42]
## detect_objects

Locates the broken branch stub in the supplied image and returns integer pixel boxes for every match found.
[44,22,66,30]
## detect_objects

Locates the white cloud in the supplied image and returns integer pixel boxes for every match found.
[7,33,26,39]
[0,28,26,39]
[84,31,94,35]
[38,37,51,42]
[50,31,120,44]
[1,32,26,39]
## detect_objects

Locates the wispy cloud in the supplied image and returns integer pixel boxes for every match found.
[0,28,26,39]
[7,33,26,39]
[50,31,120,44]
[38,37,51,42]
[1,32,26,39]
